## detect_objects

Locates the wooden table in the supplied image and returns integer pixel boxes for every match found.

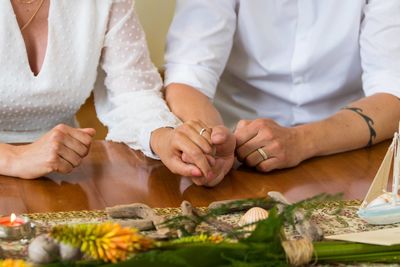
[0,140,390,215]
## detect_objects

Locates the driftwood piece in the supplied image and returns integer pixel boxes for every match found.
[112,219,154,231]
[180,201,198,234]
[192,203,234,233]
[267,191,324,241]
[177,201,235,236]
[208,198,273,214]
[106,203,157,219]
[152,216,171,237]
[106,203,173,237]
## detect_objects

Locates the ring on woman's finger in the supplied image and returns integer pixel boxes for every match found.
[257,147,269,161]
[199,128,207,136]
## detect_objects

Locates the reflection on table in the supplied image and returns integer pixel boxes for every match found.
[0,140,389,214]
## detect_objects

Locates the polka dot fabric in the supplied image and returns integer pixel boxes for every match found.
[0,0,181,158]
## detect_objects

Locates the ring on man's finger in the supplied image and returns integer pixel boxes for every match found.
[257,147,269,161]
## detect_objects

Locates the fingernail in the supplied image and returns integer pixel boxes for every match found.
[191,169,202,177]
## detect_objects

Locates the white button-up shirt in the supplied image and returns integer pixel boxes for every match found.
[164,0,400,129]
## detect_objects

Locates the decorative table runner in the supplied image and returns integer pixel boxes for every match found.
[1,200,400,260]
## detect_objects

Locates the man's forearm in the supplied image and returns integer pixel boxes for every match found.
[165,83,224,126]
[296,93,400,159]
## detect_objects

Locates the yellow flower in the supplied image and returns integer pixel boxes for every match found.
[51,223,154,263]
[0,259,32,267]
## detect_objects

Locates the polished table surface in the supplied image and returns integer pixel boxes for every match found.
[0,140,391,215]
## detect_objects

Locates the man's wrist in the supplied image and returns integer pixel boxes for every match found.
[293,124,320,160]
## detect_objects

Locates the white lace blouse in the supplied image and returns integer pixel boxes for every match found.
[0,0,181,158]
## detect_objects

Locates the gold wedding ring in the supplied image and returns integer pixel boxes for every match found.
[257,148,268,161]
[199,128,207,136]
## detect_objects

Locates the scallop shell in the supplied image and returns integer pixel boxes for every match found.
[238,207,269,231]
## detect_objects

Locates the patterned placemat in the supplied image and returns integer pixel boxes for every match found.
[1,200,400,260]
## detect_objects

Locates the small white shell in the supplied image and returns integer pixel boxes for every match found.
[28,234,60,264]
[238,207,269,231]
[60,242,82,261]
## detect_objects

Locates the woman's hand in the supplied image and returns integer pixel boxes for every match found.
[5,124,95,179]
[186,125,236,187]
[150,120,216,183]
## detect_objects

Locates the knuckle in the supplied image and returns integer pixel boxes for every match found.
[270,140,282,151]
[50,130,64,142]
[82,148,90,157]
[254,119,266,127]
[82,137,92,146]
[237,120,247,128]
[175,130,186,140]
[185,120,196,126]
[54,124,67,132]
[51,141,62,152]
[180,124,191,132]
[260,129,273,140]
[189,149,202,158]
[74,158,82,167]
[181,153,190,163]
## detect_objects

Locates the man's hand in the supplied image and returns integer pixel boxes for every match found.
[8,124,95,179]
[234,119,306,172]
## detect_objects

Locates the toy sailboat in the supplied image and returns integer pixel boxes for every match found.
[358,126,400,225]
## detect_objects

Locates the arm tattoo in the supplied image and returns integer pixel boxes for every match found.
[341,107,377,147]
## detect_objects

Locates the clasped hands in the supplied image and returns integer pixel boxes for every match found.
[152,118,308,187]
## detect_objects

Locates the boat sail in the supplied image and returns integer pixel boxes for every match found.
[358,127,400,225]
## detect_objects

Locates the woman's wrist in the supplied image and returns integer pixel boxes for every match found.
[150,127,174,156]
[0,143,18,177]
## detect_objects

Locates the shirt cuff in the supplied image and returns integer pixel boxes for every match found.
[363,72,400,98]
[105,115,182,160]
[164,64,220,99]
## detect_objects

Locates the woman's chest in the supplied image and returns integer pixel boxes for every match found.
[0,0,111,97]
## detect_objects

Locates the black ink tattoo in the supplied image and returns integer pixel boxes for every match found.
[342,107,377,147]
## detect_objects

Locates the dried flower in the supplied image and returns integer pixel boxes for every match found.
[0,259,32,267]
[51,223,154,263]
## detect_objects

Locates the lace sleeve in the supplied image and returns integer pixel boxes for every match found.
[94,0,181,159]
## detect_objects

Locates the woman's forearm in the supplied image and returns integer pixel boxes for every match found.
[165,83,224,126]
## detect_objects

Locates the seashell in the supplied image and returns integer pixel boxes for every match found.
[28,234,60,264]
[60,242,82,262]
[238,207,269,231]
